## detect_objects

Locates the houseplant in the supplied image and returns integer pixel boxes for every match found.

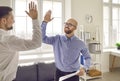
[115,42,120,50]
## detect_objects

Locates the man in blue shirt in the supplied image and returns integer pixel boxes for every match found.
[41,10,91,81]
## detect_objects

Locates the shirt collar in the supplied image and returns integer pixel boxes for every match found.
[0,29,9,35]
[63,35,75,41]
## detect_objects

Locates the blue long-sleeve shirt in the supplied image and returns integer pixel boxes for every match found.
[41,21,91,72]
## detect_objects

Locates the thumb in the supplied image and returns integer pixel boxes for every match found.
[25,11,30,16]
[50,17,54,21]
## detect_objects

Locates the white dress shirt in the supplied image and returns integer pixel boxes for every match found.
[0,19,41,81]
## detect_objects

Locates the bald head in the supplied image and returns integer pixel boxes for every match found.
[64,18,78,36]
[66,18,78,28]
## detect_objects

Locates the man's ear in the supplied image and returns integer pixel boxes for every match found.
[74,27,77,30]
[0,18,7,24]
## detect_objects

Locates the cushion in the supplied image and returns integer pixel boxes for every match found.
[14,64,37,81]
[37,62,56,81]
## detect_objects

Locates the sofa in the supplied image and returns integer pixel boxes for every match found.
[13,62,56,81]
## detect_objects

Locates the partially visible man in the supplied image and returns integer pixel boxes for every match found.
[41,10,91,81]
[0,1,42,81]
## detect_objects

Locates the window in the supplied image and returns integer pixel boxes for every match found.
[103,0,109,2]
[12,0,64,65]
[112,0,120,4]
[103,0,120,48]
[42,0,62,35]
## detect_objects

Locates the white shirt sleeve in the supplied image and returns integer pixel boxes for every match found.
[5,19,42,51]
[59,70,80,81]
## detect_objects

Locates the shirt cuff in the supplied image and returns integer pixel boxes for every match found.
[42,21,48,23]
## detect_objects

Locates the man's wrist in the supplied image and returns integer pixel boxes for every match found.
[81,67,89,73]
[32,17,37,20]
[84,68,90,74]
[43,20,48,23]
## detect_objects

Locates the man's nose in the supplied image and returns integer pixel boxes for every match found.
[13,20,15,23]
[65,24,69,27]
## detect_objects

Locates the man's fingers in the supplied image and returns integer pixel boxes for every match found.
[35,5,37,10]
[46,10,51,15]
[29,1,36,10]
[29,2,31,10]
[30,1,33,9]
[49,11,51,14]
[48,10,51,13]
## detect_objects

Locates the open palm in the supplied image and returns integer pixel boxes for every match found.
[25,1,38,19]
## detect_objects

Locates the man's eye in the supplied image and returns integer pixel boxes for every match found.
[69,24,72,26]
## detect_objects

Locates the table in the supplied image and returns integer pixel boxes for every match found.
[103,49,120,72]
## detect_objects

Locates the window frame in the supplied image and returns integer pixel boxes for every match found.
[12,0,65,65]
[103,0,120,48]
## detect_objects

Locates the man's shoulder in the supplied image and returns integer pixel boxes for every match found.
[74,37,86,44]
[54,35,66,40]
[4,35,19,41]
[55,34,62,39]
[74,36,83,42]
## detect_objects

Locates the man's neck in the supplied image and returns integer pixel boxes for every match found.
[0,26,7,31]
[66,33,74,38]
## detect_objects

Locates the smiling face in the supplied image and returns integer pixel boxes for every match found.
[64,18,78,35]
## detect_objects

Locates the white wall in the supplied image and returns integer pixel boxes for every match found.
[71,0,102,25]
[71,0,103,41]
[0,0,12,6]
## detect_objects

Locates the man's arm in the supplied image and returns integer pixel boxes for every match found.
[77,47,91,76]
[81,48,91,70]
[6,1,42,51]
[41,10,56,45]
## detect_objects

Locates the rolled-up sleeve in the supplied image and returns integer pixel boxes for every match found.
[81,48,91,70]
